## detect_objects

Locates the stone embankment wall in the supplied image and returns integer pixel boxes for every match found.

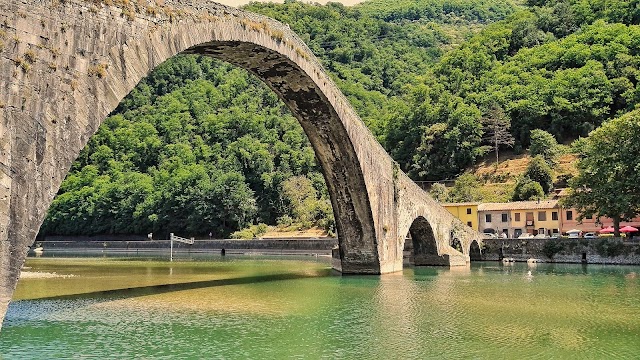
[36,238,339,253]
[477,238,640,265]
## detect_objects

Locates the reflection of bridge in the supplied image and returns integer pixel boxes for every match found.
[0,0,482,325]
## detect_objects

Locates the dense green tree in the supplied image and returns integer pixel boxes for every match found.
[524,155,554,193]
[563,110,640,236]
[529,129,559,164]
[512,176,545,201]
[448,173,482,202]
[429,183,449,202]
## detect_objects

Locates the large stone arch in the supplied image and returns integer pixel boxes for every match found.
[0,0,484,326]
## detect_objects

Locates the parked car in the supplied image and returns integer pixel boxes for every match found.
[584,232,597,238]
[534,233,549,239]
[483,233,497,239]
[518,233,534,239]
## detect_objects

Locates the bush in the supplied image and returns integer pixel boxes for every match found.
[231,223,269,239]
[525,155,553,193]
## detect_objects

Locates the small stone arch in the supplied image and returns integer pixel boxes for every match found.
[469,240,483,261]
[407,216,447,266]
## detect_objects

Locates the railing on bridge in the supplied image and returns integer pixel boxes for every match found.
[169,233,194,262]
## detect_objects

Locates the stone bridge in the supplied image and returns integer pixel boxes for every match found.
[0,0,483,325]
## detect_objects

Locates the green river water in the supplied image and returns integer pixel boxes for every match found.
[1,254,639,359]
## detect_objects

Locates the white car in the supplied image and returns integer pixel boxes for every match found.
[518,233,534,239]
[584,232,597,238]
[482,233,497,239]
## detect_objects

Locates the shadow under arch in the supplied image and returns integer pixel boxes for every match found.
[469,240,482,261]
[406,216,469,266]
[407,216,440,266]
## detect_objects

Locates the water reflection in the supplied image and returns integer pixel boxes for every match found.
[2,258,640,359]
[372,272,421,359]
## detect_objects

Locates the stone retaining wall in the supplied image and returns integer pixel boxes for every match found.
[36,239,339,252]
[477,238,640,265]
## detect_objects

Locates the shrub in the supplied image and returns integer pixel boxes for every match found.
[230,223,269,239]
[525,155,553,193]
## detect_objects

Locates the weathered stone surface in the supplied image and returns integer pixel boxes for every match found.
[0,0,483,327]
[480,238,640,264]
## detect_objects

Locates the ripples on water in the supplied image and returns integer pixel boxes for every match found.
[1,257,639,359]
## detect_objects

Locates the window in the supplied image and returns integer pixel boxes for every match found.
[501,213,508,222]
[486,214,492,223]
[538,228,545,235]
[567,211,573,220]
[467,221,472,227]
[552,211,558,221]
[514,213,521,221]
[586,215,593,220]
[526,212,535,226]
[466,208,472,215]
[502,229,508,237]
[538,211,547,221]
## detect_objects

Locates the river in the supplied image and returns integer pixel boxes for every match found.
[1,255,639,358]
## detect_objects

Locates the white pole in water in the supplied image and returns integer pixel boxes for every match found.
[170,233,174,262]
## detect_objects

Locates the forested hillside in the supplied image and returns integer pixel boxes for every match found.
[41,0,640,238]
[389,0,640,180]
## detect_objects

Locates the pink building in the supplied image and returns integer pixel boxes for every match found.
[555,189,640,233]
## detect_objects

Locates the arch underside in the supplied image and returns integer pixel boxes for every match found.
[183,41,379,272]
[409,216,459,266]
[470,240,482,261]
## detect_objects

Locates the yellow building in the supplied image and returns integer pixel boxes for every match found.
[443,203,479,231]
[509,200,561,237]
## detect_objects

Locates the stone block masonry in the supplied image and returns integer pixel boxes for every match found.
[478,238,640,265]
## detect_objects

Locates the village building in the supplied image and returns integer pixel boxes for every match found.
[442,203,479,231]
[553,189,640,234]
[477,200,561,238]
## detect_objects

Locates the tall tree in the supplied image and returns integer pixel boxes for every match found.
[482,104,515,167]
[563,110,640,236]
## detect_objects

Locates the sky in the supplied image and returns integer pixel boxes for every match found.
[214,0,366,7]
